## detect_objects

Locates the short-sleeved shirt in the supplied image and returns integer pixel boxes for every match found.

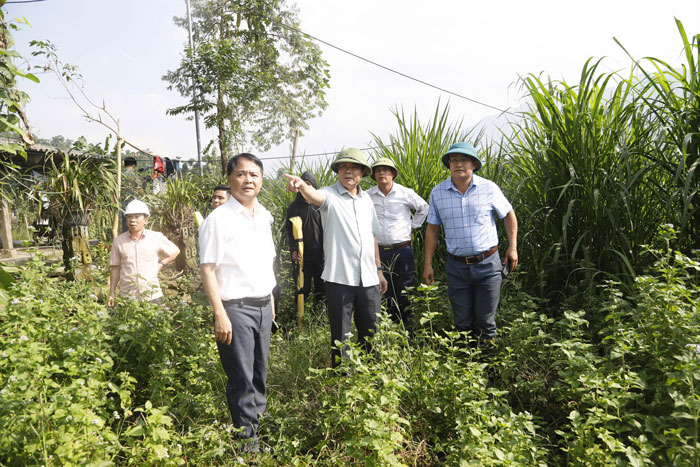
[427,174,512,257]
[198,196,276,301]
[110,229,179,300]
[317,182,380,287]
[368,183,429,245]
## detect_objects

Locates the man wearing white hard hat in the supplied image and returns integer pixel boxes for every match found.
[108,199,180,305]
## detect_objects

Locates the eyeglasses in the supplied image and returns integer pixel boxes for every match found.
[449,156,472,164]
[338,163,362,171]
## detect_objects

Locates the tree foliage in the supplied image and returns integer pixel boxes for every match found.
[164,0,330,174]
[0,5,38,158]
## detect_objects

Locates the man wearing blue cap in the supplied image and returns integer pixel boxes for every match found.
[423,142,518,343]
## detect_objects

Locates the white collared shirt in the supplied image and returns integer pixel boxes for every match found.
[317,182,380,287]
[198,196,276,300]
[368,183,429,245]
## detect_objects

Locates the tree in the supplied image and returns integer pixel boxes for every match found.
[31,40,159,240]
[164,0,330,174]
[0,5,38,157]
[0,4,39,258]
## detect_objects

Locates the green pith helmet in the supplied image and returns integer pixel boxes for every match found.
[441,142,483,172]
[370,157,398,181]
[331,148,372,177]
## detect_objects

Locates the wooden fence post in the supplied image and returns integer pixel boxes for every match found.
[0,198,16,258]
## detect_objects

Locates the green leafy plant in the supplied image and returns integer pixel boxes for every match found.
[0,10,38,157]
[41,140,117,220]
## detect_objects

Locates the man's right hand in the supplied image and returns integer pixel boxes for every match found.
[423,264,435,285]
[284,174,303,192]
[214,312,233,345]
[291,251,300,263]
[107,295,115,306]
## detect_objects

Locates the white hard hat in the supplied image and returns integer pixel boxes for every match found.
[124,199,150,216]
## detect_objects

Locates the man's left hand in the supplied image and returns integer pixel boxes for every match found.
[504,247,518,272]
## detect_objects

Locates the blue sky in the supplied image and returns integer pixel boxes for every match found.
[5,0,700,172]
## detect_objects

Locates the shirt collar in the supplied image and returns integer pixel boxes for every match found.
[447,174,481,192]
[370,182,397,197]
[127,228,149,241]
[334,181,365,198]
[225,195,260,216]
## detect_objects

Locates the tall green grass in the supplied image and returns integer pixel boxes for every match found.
[506,59,661,301]
[622,19,700,253]
[370,102,474,202]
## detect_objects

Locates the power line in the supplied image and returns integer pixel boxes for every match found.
[4,0,49,3]
[259,145,388,161]
[273,20,517,117]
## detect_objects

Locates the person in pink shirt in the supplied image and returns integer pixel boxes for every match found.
[108,200,180,305]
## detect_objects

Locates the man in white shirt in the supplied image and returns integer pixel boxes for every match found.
[199,153,276,449]
[285,148,388,367]
[368,158,429,328]
[211,184,231,210]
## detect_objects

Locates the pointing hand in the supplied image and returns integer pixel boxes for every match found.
[283,174,303,192]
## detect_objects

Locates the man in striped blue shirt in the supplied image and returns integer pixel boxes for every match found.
[423,142,518,342]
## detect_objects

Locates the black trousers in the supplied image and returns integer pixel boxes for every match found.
[293,257,325,302]
[379,245,414,327]
[324,281,381,367]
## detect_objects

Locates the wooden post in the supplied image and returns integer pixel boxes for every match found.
[0,198,16,258]
[112,136,123,240]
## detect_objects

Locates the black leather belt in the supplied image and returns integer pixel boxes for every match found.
[230,296,271,307]
[379,241,411,250]
[448,245,498,265]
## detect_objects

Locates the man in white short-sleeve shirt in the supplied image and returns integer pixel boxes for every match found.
[368,157,428,328]
[199,153,275,448]
[285,148,388,367]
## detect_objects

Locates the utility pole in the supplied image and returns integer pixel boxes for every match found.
[290,128,300,172]
[185,0,203,175]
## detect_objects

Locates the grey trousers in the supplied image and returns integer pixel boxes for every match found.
[325,281,381,367]
[217,300,272,438]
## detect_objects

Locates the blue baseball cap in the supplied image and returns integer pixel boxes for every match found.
[441,142,482,172]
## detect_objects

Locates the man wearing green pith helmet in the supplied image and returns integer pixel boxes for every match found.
[368,157,428,329]
[285,148,388,367]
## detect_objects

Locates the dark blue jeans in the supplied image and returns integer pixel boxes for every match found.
[445,252,502,339]
[324,281,381,367]
[216,299,272,438]
[379,245,414,327]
